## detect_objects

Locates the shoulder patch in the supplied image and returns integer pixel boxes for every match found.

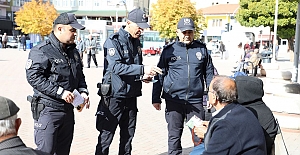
[25,59,33,69]
[108,48,116,56]
[196,52,202,60]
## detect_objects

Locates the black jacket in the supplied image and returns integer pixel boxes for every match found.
[26,32,88,111]
[203,103,267,155]
[235,76,278,155]
[152,40,214,104]
[102,27,144,98]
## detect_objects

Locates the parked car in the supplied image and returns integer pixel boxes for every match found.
[6,36,18,48]
[142,47,161,56]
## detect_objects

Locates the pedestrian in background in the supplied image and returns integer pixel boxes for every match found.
[152,17,214,155]
[17,35,21,51]
[0,96,50,155]
[206,40,213,55]
[194,76,267,155]
[85,34,98,68]
[0,34,2,48]
[95,8,162,155]
[219,41,226,60]
[2,33,8,49]
[25,12,90,155]
[21,35,27,51]
[75,36,84,66]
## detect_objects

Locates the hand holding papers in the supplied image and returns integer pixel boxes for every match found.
[72,89,85,112]
[186,115,203,129]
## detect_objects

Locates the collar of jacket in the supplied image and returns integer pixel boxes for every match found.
[48,32,76,53]
[0,136,25,151]
[118,26,139,43]
[175,38,195,48]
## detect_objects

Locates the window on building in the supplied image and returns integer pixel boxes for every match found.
[79,0,83,6]
[70,0,76,7]
[218,19,222,27]
[62,0,68,6]
[57,0,61,6]
[94,0,100,6]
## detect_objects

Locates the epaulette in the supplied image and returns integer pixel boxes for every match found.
[194,40,205,45]
[35,40,49,49]
[163,41,175,49]
[109,32,119,40]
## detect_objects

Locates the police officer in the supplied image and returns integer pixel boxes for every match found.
[152,17,215,155]
[25,13,90,155]
[95,8,162,155]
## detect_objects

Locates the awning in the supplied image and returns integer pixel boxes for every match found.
[0,20,13,29]
[58,10,127,17]
[256,34,273,41]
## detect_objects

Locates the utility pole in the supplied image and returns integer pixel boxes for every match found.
[293,2,300,82]
[272,0,278,63]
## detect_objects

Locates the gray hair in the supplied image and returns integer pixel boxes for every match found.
[212,76,237,103]
[0,114,17,137]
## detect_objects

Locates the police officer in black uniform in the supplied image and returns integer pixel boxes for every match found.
[152,17,215,155]
[95,8,162,155]
[25,13,90,155]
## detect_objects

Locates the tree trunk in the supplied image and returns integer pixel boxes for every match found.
[288,37,294,62]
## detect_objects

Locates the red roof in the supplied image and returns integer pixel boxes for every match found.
[201,4,240,15]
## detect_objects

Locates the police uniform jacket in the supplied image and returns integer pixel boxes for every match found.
[152,40,214,104]
[26,32,88,111]
[102,27,144,98]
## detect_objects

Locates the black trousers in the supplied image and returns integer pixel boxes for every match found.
[95,97,138,155]
[34,106,74,155]
[165,101,204,155]
[22,43,26,51]
[87,52,98,67]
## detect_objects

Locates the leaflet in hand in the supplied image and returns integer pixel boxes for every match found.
[72,89,84,107]
[186,115,202,129]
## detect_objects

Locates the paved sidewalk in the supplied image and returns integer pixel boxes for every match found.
[0,48,299,155]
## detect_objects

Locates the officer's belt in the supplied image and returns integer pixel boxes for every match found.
[40,100,73,111]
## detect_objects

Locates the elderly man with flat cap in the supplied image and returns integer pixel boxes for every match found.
[95,8,162,155]
[152,17,215,154]
[0,96,50,155]
[25,13,90,155]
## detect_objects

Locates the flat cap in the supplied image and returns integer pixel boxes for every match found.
[0,96,19,120]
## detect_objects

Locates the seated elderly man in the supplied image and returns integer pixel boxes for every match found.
[233,49,261,76]
[0,96,50,155]
[194,76,267,155]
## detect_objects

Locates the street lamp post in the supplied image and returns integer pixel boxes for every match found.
[272,0,279,63]
[259,25,263,52]
[115,3,120,32]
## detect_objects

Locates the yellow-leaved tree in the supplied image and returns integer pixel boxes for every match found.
[15,0,58,38]
[150,0,206,39]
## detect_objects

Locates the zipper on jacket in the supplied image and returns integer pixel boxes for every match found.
[185,48,190,103]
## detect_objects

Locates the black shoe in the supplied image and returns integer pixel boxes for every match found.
[96,66,98,68]
[87,66,90,68]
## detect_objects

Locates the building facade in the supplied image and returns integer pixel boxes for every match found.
[0,0,14,35]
